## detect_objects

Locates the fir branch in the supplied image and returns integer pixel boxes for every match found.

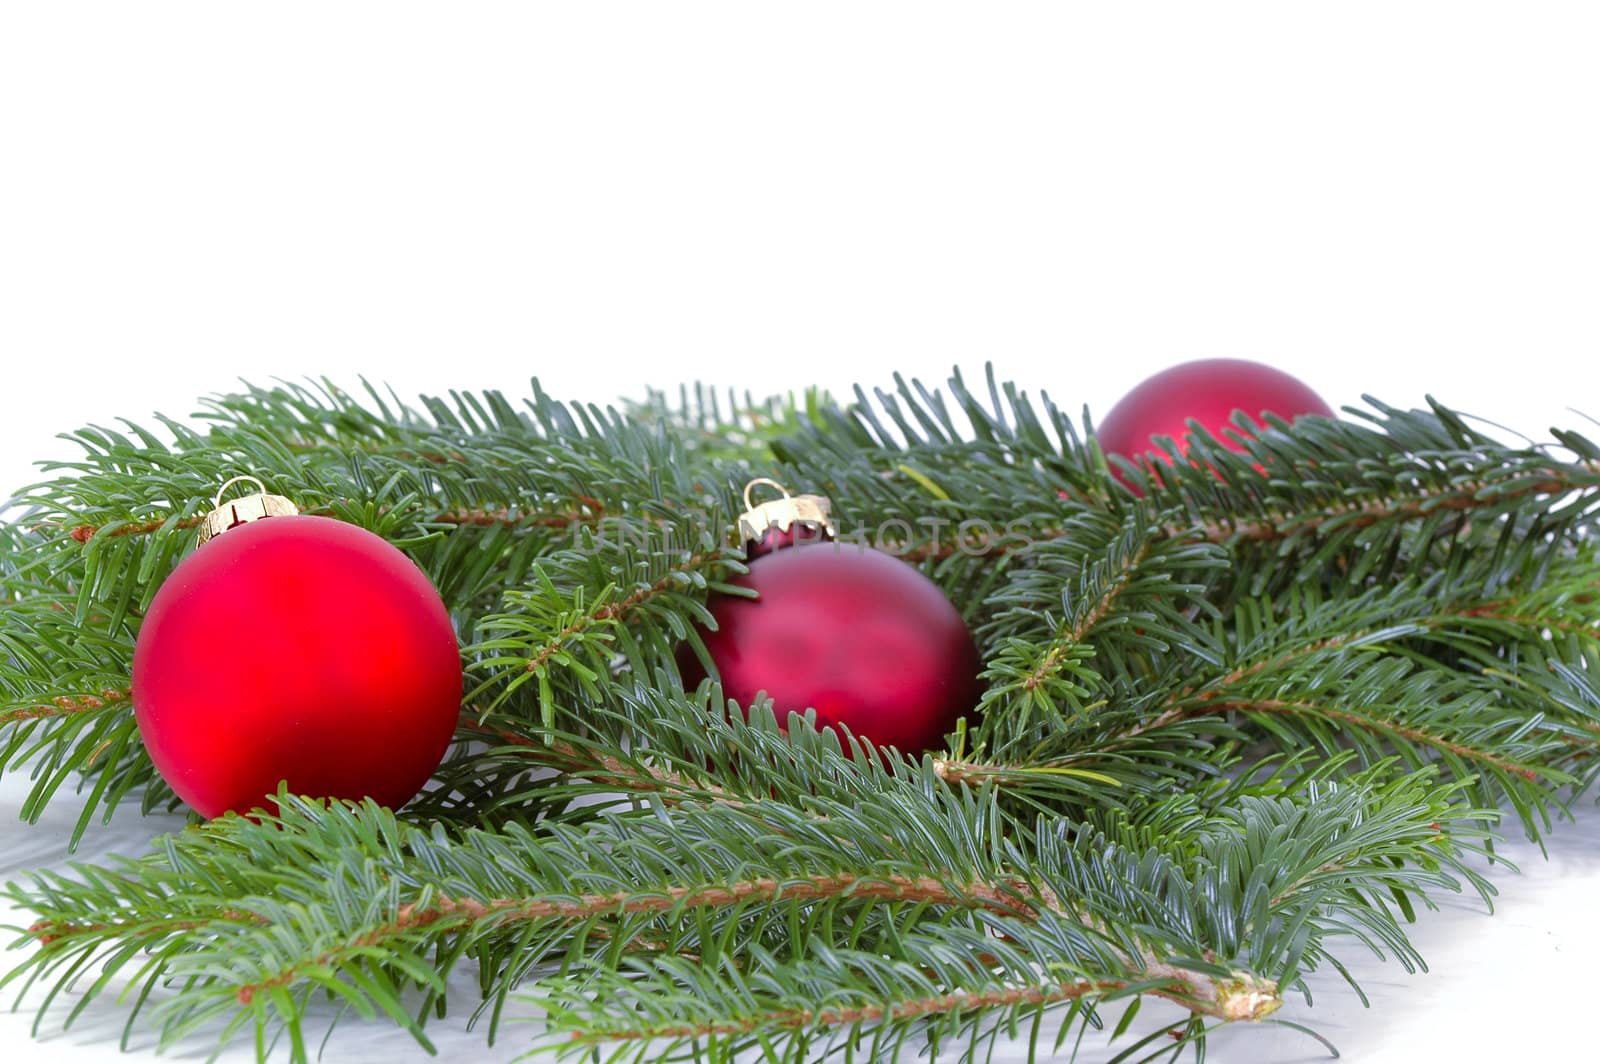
[0,685,130,725]
[1186,460,1600,545]
[62,500,606,544]
[226,871,1161,1009]
[780,374,1600,583]
[3,783,1297,1061]
[0,697,1493,1063]
[7,372,1600,1064]
[454,716,739,806]
[1020,541,1151,693]
[522,550,718,673]
[66,514,203,544]
[1136,697,1545,781]
[943,574,1600,811]
[969,511,1226,763]
[882,451,1600,564]
[573,973,1273,1043]
[0,591,155,845]
[466,516,744,726]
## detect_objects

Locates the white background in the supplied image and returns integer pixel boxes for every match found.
[1,3,1598,1062]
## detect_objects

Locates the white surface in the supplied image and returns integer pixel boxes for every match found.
[1,3,1598,1061]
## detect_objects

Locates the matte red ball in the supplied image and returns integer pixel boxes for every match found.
[693,541,980,754]
[1097,358,1332,486]
[132,516,463,818]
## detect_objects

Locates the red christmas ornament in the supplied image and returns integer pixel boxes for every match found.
[132,479,462,818]
[687,481,980,754]
[1097,358,1332,490]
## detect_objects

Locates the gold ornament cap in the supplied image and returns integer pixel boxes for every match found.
[737,477,836,544]
[198,475,301,544]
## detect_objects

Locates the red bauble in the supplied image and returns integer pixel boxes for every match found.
[692,540,980,754]
[132,516,462,818]
[1097,358,1332,488]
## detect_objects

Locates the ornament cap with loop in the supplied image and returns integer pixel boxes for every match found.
[737,477,836,550]
[198,475,301,544]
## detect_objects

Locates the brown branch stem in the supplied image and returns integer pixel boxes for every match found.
[0,687,132,725]
[1135,698,1541,780]
[1457,604,1600,639]
[592,967,1278,1040]
[456,719,743,806]
[226,874,1045,1005]
[903,462,1600,562]
[1202,466,1599,544]
[62,502,601,544]
[221,871,1272,1021]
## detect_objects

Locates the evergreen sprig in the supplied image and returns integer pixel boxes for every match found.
[1,368,1597,1061]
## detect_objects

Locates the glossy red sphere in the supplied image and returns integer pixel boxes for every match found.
[132,516,462,818]
[1097,358,1332,483]
[694,541,980,754]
